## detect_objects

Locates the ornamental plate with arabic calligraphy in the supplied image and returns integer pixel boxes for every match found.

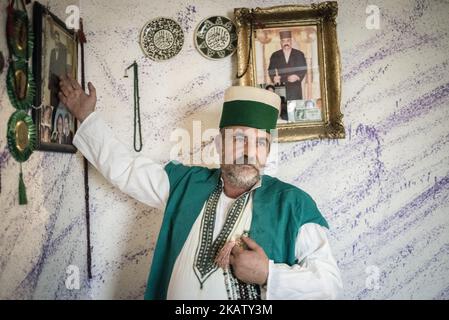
[195,16,237,60]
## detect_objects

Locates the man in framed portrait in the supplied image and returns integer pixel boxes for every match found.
[62,113,73,144]
[48,31,68,109]
[268,30,307,101]
[51,112,64,144]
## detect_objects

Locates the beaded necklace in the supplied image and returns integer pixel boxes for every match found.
[193,180,261,300]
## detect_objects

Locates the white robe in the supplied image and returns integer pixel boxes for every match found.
[73,111,344,299]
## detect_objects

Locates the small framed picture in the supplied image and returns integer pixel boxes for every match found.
[235,2,345,142]
[32,2,78,153]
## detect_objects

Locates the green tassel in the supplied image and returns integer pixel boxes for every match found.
[18,166,27,205]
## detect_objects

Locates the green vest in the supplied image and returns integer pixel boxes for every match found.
[144,161,329,299]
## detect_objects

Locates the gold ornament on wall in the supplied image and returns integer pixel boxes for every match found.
[4,0,36,204]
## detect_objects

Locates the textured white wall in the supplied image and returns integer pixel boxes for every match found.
[1,0,448,299]
[0,0,89,299]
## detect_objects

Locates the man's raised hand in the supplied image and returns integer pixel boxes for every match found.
[58,73,97,122]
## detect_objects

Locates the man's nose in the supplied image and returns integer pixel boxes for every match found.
[234,144,247,160]
[243,145,259,165]
[243,140,249,155]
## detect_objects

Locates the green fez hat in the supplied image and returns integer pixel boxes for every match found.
[219,86,281,131]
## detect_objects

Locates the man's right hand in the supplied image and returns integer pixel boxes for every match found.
[58,73,97,122]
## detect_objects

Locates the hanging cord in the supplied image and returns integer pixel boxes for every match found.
[125,61,143,152]
[77,18,92,280]
[236,10,254,79]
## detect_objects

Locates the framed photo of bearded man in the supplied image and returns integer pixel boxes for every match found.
[235,2,345,142]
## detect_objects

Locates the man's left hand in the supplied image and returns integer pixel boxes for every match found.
[229,236,269,285]
[287,74,300,82]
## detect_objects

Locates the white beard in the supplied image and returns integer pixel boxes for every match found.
[221,164,260,189]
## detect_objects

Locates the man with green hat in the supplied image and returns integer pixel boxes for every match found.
[58,74,342,299]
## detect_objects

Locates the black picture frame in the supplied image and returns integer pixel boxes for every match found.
[32,1,78,153]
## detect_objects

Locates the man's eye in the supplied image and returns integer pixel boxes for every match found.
[257,140,267,147]
[234,136,245,142]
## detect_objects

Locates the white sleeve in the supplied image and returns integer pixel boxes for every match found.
[72,111,170,210]
[265,223,343,300]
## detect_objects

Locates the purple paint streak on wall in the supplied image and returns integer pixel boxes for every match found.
[0,147,11,169]
[177,5,197,33]
[342,0,438,81]
[380,83,449,132]
[10,160,90,298]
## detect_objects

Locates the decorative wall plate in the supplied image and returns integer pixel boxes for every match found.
[195,16,237,60]
[7,110,37,163]
[6,59,36,110]
[140,17,184,61]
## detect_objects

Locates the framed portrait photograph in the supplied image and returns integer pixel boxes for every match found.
[32,2,78,153]
[235,1,345,142]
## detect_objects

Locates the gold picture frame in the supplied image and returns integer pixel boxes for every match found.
[235,1,344,142]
